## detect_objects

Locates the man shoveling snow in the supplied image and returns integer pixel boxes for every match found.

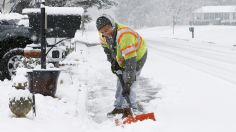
[96,14,150,121]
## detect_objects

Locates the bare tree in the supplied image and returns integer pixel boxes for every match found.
[9,0,32,13]
[69,0,117,9]
[114,0,236,27]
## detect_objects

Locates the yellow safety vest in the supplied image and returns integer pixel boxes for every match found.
[100,24,147,68]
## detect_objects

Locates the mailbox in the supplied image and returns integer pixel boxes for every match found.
[189,27,194,32]
[23,7,83,38]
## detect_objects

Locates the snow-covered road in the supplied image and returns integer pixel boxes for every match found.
[142,34,236,132]
[147,38,236,84]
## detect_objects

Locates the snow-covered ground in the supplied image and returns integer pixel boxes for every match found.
[1,25,236,132]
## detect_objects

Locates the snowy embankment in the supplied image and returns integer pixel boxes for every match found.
[1,25,236,132]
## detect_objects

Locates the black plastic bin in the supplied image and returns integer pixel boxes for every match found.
[28,69,61,97]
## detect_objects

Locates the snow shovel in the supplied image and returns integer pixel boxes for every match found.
[115,72,156,125]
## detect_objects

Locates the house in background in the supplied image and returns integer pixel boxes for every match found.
[191,6,236,25]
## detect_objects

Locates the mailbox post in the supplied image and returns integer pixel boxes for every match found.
[189,27,194,38]
[41,0,46,69]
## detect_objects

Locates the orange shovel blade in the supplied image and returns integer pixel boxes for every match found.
[123,112,156,124]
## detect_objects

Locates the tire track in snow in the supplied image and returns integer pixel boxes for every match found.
[147,39,236,85]
[135,77,161,112]
[149,38,236,65]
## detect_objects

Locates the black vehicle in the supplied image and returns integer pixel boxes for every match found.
[0,7,82,80]
[0,18,33,80]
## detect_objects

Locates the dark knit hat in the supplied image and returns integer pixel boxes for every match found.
[96,16,112,30]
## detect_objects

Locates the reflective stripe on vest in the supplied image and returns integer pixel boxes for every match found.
[116,28,142,57]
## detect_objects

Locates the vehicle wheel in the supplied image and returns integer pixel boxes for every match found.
[0,48,24,80]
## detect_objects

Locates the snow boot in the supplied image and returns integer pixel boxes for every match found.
[107,108,124,118]
[122,108,132,118]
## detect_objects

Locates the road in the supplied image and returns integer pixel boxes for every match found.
[147,38,236,85]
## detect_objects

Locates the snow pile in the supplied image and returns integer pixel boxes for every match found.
[8,89,32,101]
[59,42,89,65]
[12,68,28,84]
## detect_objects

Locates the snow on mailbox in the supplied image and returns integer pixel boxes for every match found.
[22,7,84,38]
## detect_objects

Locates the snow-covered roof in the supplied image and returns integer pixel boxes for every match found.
[194,6,236,13]
[22,7,84,16]
[0,13,28,20]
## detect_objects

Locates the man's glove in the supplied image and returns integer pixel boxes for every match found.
[111,60,121,74]
[122,82,132,96]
